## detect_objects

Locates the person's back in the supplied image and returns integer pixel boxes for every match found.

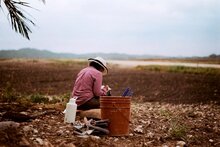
[72,66,104,106]
[71,57,110,110]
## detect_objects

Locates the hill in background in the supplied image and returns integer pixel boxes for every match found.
[0,48,170,60]
[0,48,219,60]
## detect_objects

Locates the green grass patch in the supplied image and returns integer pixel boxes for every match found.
[28,94,65,104]
[169,119,189,140]
[29,94,49,103]
[159,109,173,118]
[136,65,220,75]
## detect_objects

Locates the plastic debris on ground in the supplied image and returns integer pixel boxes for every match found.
[73,117,109,137]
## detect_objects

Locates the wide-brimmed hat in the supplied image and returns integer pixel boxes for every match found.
[88,56,108,75]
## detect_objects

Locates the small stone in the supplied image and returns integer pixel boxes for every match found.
[91,135,100,140]
[43,139,54,147]
[19,137,30,146]
[114,138,119,142]
[145,140,154,145]
[57,130,64,136]
[140,119,147,124]
[55,139,62,143]
[146,132,154,138]
[129,133,134,136]
[20,112,28,115]
[36,138,44,145]
[33,129,38,134]
[176,141,186,147]
[48,96,53,101]
[23,126,32,132]
[134,125,144,133]
[41,132,45,135]
[209,139,214,143]
[187,134,193,138]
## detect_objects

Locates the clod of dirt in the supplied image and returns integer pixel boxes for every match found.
[0,121,22,146]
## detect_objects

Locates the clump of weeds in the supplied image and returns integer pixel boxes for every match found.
[168,118,189,140]
[29,93,49,103]
[0,82,18,102]
[159,108,173,119]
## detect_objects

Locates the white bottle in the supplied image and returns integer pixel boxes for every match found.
[64,97,77,123]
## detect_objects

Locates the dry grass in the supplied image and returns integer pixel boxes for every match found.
[140,58,220,64]
[136,65,220,75]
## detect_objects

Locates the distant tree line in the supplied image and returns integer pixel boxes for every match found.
[209,54,220,58]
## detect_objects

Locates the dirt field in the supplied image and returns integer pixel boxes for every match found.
[0,59,220,146]
[0,59,219,104]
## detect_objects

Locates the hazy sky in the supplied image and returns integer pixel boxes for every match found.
[0,0,219,56]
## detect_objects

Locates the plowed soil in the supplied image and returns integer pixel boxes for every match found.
[0,59,219,104]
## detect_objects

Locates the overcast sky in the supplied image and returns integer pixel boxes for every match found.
[0,0,219,56]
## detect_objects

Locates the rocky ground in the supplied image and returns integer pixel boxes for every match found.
[0,59,220,146]
[0,101,220,147]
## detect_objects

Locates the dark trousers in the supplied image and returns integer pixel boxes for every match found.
[77,97,100,110]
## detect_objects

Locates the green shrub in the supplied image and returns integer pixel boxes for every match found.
[30,94,48,103]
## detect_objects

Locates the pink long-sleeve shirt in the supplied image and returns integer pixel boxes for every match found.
[72,66,107,106]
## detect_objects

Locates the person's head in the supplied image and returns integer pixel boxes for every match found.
[88,57,108,75]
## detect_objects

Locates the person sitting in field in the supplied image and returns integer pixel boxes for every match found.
[71,57,111,110]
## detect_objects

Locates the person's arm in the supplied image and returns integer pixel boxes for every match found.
[93,72,107,96]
